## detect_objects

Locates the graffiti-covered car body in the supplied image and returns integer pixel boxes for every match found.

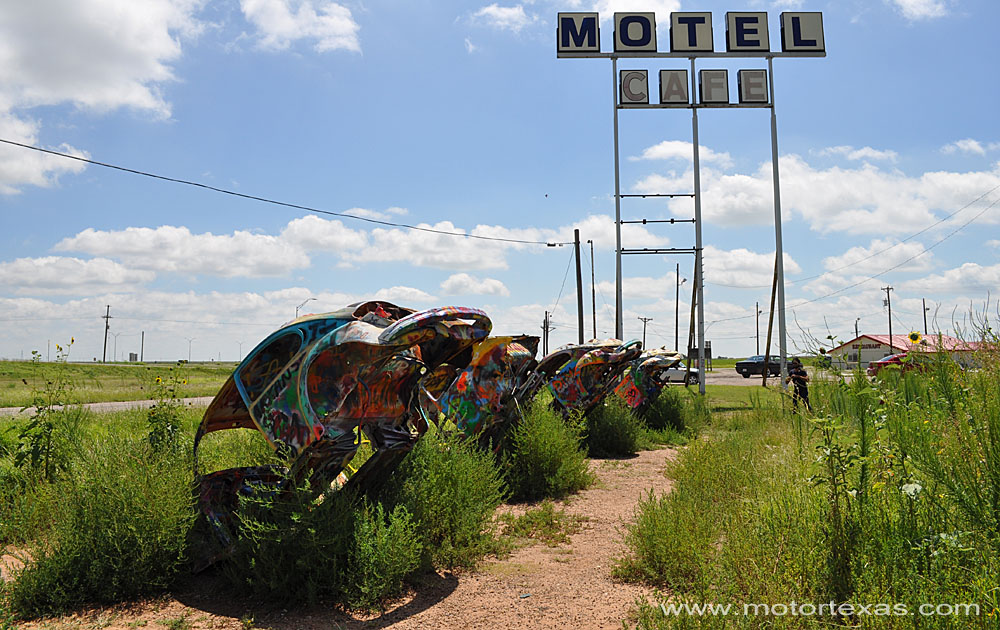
[542,339,643,416]
[613,347,685,409]
[417,335,539,446]
[192,301,491,565]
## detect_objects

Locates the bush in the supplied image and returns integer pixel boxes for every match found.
[585,397,642,458]
[385,426,506,568]
[347,502,421,610]
[222,479,357,605]
[642,387,685,432]
[504,399,592,501]
[6,435,195,617]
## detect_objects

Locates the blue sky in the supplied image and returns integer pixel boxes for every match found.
[1,0,998,363]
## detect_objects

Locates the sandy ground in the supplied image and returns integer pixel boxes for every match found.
[9,448,676,630]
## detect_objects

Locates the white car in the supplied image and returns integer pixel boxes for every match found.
[657,362,701,385]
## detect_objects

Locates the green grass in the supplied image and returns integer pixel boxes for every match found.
[503,399,593,502]
[619,350,1000,629]
[0,361,234,407]
[499,500,586,547]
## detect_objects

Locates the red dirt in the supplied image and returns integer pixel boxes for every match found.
[13,448,675,630]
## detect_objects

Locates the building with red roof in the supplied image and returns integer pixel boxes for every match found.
[828,334,980,370]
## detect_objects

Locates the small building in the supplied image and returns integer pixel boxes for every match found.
[828,334,979,370]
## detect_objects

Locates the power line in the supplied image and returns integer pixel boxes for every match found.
[550,247,576,313]
[0,138,572,248]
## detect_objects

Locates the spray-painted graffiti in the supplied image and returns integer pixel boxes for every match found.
[194,306,659,569]
[613,347,685,410]
[543,339,643,416]
[192,301,494,567]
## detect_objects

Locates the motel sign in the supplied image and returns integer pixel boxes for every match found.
[556,10,825,393]
[557,12,824,56]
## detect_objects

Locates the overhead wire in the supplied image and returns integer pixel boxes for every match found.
[0,138,572,247]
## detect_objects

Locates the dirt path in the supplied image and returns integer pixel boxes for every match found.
[15,448,675,630]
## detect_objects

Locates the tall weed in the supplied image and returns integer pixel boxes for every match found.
[503,399,592,502]
[6,434,194,617]
[385,426,506,568]
[585,396,642,458]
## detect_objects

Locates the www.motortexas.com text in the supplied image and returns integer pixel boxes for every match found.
[659,601,983,618]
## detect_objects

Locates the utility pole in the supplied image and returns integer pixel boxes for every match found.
[882,286,894,352]
[587,240,596,340]
[102,305,111,363]
[756,301,761,355]
[574,229,584,344]
[922,298,929,334]
[855,317,860,339]
[140,331,145,362]
[542,312,554,355]
[675,264,686,351]
[638,316,653,348]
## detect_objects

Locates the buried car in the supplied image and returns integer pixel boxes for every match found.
[613,347,686,410]
[541,339,643,416]
[192,301,496,566]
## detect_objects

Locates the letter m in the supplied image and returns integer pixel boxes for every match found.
[558,13,599,53]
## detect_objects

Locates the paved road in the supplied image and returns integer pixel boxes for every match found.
[0,396,216,418]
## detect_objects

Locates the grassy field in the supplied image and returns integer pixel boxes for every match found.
[0,361,235,408]
[620,350,1000,629]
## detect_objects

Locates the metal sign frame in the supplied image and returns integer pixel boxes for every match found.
[558,10,826,393]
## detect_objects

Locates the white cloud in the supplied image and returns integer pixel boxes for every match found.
[702,245,801,288]
[55,225,312,277]
[900,262,1000,295]
[280,215,369,251]
[596,246,800,297]
[637,154,1000,234]
[816,145,898,162]
[0,256,154,295]
[889,0,947,20]
[0,0,204,192]
[371,286,437,303]
[440,273,510,297]
[821,238,933,275]
[632,140,734,169]
[0,113,88,194]
[471,4,536,33]
[240,0,361,52]
[941,138,990,156]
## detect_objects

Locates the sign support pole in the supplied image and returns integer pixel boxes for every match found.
[767,57,788,388]
[690,58,706,395]
[612,56,624,340]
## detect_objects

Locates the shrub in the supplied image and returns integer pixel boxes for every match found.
[222,479,357,605]
[504,399,592,501]
[585,397,642,458]
[642,387,685,432]
[6,435,194,617]
[385,426,506,568]
[346,502,421,610]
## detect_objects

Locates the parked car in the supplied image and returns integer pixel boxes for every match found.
[735,355,781,378]
[866,352,929,377]
[658,362,701,385]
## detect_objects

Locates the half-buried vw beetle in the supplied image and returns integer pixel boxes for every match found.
[192,301,497,566]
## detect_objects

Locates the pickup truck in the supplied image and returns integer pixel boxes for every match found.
[735,355,781,378]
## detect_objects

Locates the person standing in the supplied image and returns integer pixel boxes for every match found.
[787,357,811,411]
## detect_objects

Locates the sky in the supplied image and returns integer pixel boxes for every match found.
[1,0,999,364]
